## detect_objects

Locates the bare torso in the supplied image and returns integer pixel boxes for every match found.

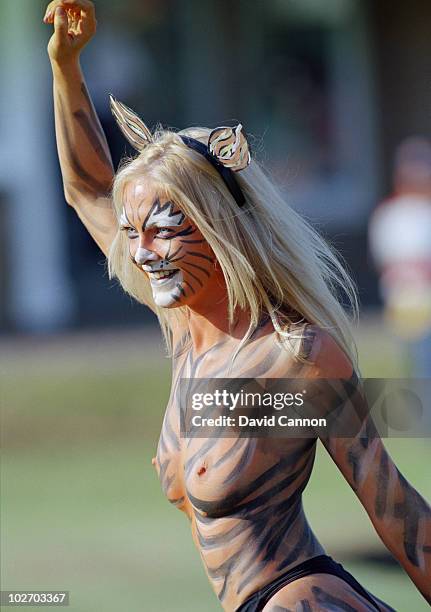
[153,320,327,610]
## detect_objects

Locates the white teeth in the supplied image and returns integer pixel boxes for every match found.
[150,269,177,280]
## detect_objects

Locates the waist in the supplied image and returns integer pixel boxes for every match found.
[235,554,382,611]
[194,505,325,609]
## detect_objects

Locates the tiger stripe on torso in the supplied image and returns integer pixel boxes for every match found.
[153,322,327,609]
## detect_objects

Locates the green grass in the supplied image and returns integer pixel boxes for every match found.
[2,444,220,612]
[1,324,430,611]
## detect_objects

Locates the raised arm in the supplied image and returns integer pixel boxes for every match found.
[44,0,117,257]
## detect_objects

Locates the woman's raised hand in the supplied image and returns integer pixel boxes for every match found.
[43,0,116,258]
[43,0,97,64]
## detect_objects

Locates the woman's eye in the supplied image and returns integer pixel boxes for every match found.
[126,227,138,238]
[156,227,173,237]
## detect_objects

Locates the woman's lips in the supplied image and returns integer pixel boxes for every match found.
[149,269,181,285]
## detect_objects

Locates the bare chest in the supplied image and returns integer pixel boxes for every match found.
[153,332,309,516]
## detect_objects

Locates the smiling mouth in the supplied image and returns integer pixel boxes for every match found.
[147,268,179,281]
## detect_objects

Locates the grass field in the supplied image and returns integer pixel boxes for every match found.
[1,318,430,611]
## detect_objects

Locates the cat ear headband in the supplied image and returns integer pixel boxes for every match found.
[109,95,250,207]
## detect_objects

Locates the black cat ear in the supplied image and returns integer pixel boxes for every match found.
[208,124,251,171]
[109,95,153,151]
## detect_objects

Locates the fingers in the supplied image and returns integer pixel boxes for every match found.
[43,1,56,23]
[52,5,69,39]
[44,1,68,23]
[62,0,95,20]
[43,0,95,23]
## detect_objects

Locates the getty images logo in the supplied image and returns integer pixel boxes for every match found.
[191,388,306,412]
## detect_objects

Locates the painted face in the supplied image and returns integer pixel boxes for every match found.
[120,179,223,309]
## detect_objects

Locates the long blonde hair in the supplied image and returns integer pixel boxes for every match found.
[108,127,359,372]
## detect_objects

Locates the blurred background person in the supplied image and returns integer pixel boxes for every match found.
[369,137,431,378]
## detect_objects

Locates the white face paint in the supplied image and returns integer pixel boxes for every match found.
[135,246,157,265]
[136,203,186,307]
[144,206,185,230]
[149,268,185,307]
[120,204,186,307]
[122,181,221,310]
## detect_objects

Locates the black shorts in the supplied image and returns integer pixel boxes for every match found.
[235,555,391,611]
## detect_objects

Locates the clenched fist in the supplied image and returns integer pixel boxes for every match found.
[44,0,97,65]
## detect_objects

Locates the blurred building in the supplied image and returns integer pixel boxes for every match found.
[0,0,430,333]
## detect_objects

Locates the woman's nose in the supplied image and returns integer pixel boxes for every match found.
[134,246,158,265]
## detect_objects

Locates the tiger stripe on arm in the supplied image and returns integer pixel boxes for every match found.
[307,332,431,605]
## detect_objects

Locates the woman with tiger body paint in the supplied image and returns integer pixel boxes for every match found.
[44,1,431,610]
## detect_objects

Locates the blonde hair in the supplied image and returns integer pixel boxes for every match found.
[108,127,359,372]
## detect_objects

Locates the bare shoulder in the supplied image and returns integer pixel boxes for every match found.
[302,324,354,378]
[277,323,354,379]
